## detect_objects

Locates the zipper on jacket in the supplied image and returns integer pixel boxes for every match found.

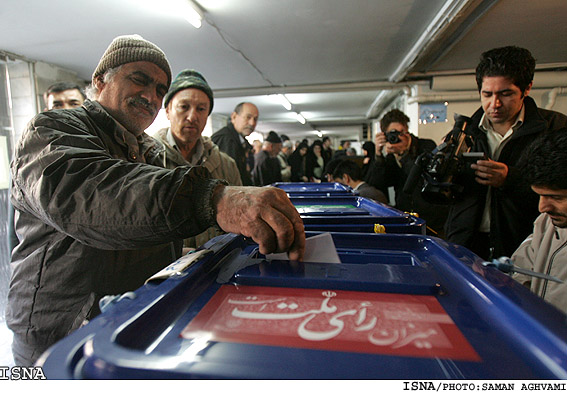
[541,237,567,299]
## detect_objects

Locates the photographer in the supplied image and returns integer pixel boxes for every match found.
[368,109,448,236]
[445,46,567,260]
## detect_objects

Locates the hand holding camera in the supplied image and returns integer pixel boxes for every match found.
[375,129,408,155]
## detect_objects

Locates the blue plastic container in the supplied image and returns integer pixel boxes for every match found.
[40,232,567,379]
[290,196,426,234]
[272,182,356,197]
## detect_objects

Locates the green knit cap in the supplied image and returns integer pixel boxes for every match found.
[92,34,172,86]
[163,69,214,114]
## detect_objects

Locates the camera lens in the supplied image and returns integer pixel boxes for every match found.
[385,130,401,144]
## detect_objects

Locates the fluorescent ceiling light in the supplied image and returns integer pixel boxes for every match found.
[295,113,306,124]
[184,0,204,28]
[277,94,292,110]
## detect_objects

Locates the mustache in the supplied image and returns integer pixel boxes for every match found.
[128,96,157,116]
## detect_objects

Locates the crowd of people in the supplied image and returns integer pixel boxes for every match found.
[5,35,567,366]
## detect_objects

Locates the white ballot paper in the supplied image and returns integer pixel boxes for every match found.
[266,232,341,263]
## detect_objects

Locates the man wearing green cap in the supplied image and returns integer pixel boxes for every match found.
[154,69,242,249]
[7,35,305,365]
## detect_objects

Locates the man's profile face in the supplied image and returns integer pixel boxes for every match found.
[532,185,567,228]
[231,103,259,136]
[480,76,530,129]
[272,142,282,157]
[166,88,210,148]
[96,61,168,135]
[333,176,346,185]
[46,89,84,110]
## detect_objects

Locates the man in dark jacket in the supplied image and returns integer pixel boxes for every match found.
[212,102,259,185]
[252,131,283,186]
[370,109,448,237]
[7,35,304,365]
[332,159,387,203]
[445,46,567,259]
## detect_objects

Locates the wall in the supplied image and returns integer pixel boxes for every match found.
[34,61,87,112]
[373,75,567,146]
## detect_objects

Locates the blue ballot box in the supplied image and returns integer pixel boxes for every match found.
[290,196,426,234]
[272,182,356,196]
[39,232,567,379]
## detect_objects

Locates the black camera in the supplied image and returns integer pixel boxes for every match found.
[385,130,402,144]
[403,114,479,204]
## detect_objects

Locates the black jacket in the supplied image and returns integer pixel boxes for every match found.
[445,96,567,258]
[252,150,282,186]
[367,134,449,236]
[211,123,253,185]
[288,146,308,182]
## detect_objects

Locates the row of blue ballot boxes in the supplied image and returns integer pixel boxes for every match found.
[40,231,567,379]
[274,182,426,234]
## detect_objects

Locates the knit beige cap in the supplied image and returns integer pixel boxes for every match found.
[92,34,172,86]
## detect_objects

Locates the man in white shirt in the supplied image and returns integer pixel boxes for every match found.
[445,46,567,259]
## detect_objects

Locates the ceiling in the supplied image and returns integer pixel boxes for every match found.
[2,0,567,140]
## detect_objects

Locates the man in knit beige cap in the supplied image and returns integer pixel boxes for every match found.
[8,34,304,365]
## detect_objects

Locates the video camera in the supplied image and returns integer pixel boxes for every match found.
[403,114,482,204]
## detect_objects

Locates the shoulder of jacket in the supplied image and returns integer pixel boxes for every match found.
[153,127,169,141]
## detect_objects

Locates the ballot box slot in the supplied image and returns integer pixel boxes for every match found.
[231,259,440,295]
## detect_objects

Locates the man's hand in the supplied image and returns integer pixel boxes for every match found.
[213,186,305,261]
[374,132,387,155]
[471,159,509,187]
[375,131,407,155]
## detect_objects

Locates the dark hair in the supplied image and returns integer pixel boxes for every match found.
[44,81,86,102]
[362,141,375,157]
[322,136,331,143]
[475,46,535,93]
[380,109,410,132]
[324,158,342,177]
[295,142,309,152]
[332,159,362,181]
[521,128,567,190]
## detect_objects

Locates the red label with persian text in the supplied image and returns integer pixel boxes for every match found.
[181,285,480,361]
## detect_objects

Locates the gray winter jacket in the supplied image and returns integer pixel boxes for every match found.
[8,100,223,359]
[153,127,241,249]
[512,213,567,314]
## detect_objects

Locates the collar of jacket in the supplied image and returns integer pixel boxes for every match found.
[155,127,218,168]
[84,100,165,166]
[227,122,252,149]
[470,96,546,141]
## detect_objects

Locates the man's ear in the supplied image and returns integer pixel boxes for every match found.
[93,75,105,93]
[523,82,533,98]
[165,104,171,121]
